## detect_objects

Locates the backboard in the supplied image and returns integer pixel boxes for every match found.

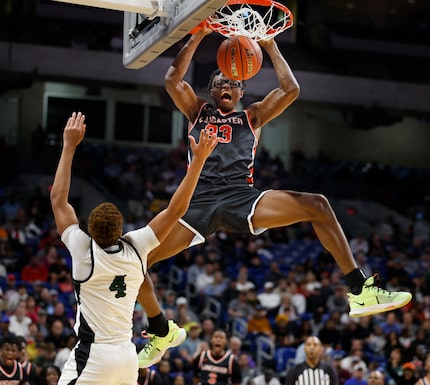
[123,0,227,69]
[54,0,166,14]
[54,0,227,69]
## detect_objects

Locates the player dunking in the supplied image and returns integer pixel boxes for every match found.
[136,25,412,367]
[50,112,218,385]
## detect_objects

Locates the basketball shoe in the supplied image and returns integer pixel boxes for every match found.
[348,273,412,318]
[138,320,186,368]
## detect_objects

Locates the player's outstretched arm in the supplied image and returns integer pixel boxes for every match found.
[165,26,212,122]
[248,38,300,128]
[50,112,86,235]
[148,129,218,243]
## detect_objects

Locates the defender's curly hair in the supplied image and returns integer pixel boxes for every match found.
[87,202,123,248]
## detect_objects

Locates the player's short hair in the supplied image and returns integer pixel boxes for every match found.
[207,69,247,92]
[0,335,21,349]
[88,202,123,248]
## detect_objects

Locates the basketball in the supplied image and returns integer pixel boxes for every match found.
[216,36,263,81]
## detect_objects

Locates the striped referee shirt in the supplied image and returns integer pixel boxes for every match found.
[285,362,339,385]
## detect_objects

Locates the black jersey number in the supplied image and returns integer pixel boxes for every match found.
[109,275,127,298]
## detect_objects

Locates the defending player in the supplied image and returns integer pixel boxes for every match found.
[50,112,218,385]
[136,25,412,367]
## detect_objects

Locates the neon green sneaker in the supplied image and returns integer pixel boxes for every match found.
[138,320,186,368]
[348,274,412,318]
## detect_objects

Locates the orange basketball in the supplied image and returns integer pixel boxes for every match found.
[216,36,263,81]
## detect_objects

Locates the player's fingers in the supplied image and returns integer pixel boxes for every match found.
[204,129,215,143]
[188,135,197,147]
[209,136,219,149]
[199,129,207,143]
[79,114,86,127]
[66,112,76,128]
[201,130,210,143]
[75,112,83,126]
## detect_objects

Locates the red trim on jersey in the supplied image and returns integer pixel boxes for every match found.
[243,109,258,186]
[189,103,208,134]
[216,107,237,116]
[228,354,235,376]
[198,351,206,367]
[207,350,231,364]
[0,360,21,378]
[243,109,259,141]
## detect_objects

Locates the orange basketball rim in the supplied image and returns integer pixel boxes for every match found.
[206,0,294,41]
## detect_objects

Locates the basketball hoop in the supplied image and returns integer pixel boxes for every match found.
[206,0,293,41]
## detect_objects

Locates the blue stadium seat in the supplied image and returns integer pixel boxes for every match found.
[330,349,346,359]
[275,347,297,373]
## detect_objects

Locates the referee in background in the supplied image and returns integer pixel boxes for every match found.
[285,336,339,385]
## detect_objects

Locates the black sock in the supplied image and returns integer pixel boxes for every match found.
[345,268,367,295]
[147,312,169,337]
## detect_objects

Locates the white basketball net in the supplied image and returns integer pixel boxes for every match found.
[206,1,293,41]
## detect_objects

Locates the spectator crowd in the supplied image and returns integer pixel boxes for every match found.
[0,141,429,385]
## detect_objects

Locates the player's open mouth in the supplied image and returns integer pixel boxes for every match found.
[221,92,231,100]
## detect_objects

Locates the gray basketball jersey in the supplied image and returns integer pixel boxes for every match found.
[61,224,159,344]
[188,103,258,186]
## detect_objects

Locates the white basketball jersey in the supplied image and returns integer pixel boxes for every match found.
[61,224,159,344]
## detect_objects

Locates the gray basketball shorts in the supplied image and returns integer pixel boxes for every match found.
[179,184,271,248]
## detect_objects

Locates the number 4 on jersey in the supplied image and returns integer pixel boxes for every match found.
[109,275,127,298]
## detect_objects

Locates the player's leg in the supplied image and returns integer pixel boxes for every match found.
[251,190,412,317]
[137,277,186,368]
[137,223,195,368]
[147,222,196,267]
[252,190,357,274]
